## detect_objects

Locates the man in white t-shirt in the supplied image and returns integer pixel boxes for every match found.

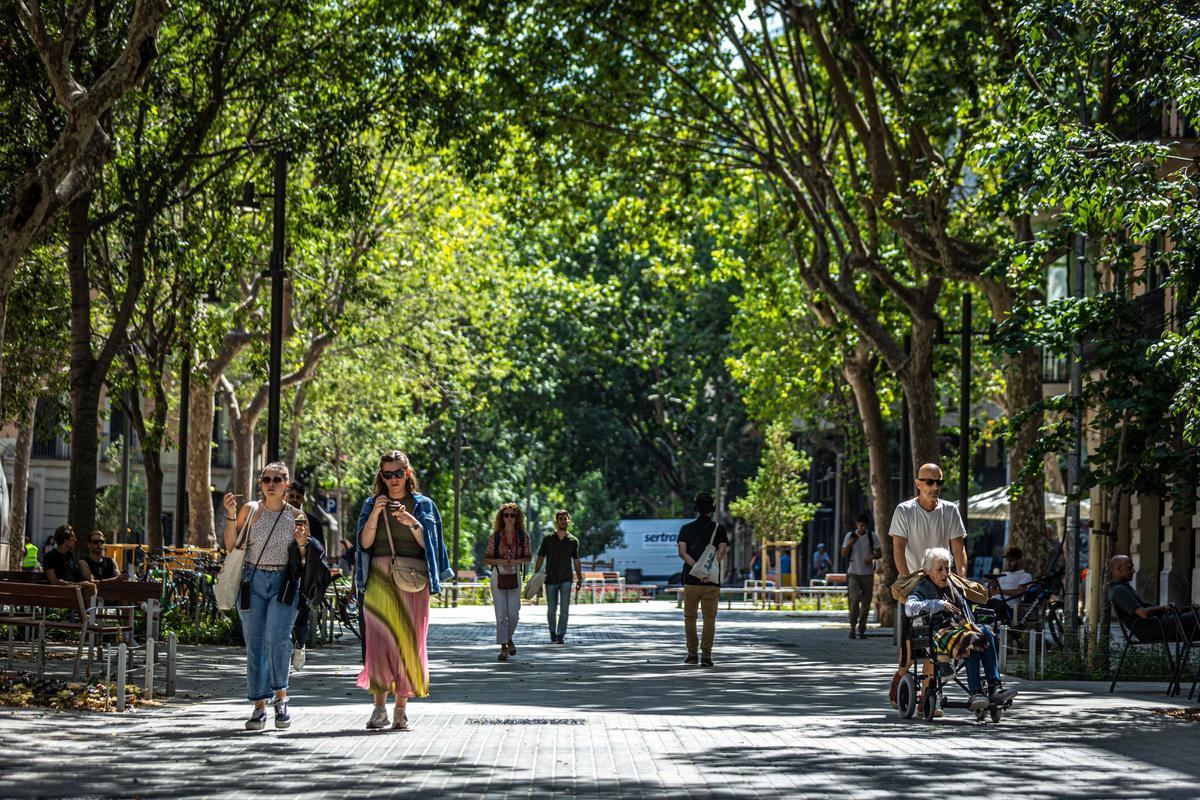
[888,462,968,711]
[890,464,967,577]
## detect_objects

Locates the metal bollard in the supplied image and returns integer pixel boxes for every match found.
[117,643,127,712]
[145,637,155,699]
[104,648,113,712]
[1028,630,1042,680]
[166,633,177,696]
[998,626,1008,674]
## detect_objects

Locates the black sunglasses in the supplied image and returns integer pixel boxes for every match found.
[89,539,105,545]
[260,475,286,484]
[381,469,406,480]
[919,478,945,487]
[502,511,518,518]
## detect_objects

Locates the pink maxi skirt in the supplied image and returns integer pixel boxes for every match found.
[356,556,430,698]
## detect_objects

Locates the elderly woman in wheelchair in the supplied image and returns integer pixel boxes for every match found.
[897,547,1019,721]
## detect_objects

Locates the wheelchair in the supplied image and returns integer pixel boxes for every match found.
[895,606,1013,723]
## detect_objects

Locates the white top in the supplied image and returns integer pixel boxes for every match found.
[889,497,966,573]
[991,569,1034,608]
[841,529,878,576]
[245,504,296,568]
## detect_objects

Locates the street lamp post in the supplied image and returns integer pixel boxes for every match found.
[266,150,287,462]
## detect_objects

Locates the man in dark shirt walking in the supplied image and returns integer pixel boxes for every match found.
[677,492,728,666]
[534,509,583,643]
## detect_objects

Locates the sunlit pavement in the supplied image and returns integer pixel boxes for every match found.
[2,601,1199,798]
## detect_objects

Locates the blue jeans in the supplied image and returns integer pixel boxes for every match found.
[546,581,572,637]
[964,626,1002,693]
[238,569,300,702]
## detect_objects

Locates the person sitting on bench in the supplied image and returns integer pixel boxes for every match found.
[44,525,96,596]
[80,530,123,583]
[1108,555,1199,639]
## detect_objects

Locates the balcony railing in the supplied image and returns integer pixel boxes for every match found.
[1042,351,1070,384]
[212,439,234,469]
[31,438,70,460]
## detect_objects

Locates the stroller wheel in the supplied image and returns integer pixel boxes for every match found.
[897,673,918,719]
[989,705,1003,723]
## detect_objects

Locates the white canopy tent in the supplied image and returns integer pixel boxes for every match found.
[967,485,1090,521]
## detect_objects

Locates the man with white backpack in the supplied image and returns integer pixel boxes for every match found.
[677,492,728,666]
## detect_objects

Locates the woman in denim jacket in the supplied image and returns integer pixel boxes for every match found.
[354,450,452,729]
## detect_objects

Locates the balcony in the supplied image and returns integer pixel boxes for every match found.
[1042,351,1069,384]
[211,439,234,469]
[31,438,70,460]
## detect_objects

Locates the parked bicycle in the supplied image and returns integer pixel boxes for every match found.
[999,572,1065,647]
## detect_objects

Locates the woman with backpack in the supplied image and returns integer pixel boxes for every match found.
[355,450,451,730]
[484,503,532,661]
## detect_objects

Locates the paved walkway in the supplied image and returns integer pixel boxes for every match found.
[2,602,1199,798]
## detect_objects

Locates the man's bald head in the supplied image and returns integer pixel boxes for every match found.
[1109,554,1133,581]
[913,462,944,505]
[1104,556,1132,582]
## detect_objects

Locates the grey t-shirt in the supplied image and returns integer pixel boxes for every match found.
[890,498,966,573]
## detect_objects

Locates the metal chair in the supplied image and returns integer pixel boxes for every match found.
[1109,602,1176,694]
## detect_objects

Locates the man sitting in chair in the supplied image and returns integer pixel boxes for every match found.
[1107,555,1199,640]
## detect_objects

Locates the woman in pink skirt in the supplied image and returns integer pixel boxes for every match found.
[355,450,448,730]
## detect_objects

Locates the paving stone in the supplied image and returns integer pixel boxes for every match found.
[1,602,1198,798]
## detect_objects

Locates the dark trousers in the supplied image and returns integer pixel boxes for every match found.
[292,596,310,649]
[847,573,873,632]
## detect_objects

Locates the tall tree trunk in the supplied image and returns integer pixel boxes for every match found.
[1005,347,1047,574]
[899,318,942,469]
[285,382,308,470]
[125,387,166,549]
[66,193,100,536]
[142,448,164,550]
[186,381,216,547]
[843,342,897,626]
[5,394,37,569]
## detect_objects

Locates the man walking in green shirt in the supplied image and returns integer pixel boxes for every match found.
[534,509,583,644]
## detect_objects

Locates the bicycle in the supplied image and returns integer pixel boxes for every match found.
[990,573,1065,647]
[323,571,360,641]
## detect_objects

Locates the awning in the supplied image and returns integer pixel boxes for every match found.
[967,485,1091,521]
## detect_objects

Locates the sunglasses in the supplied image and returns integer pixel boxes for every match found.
[89,539,105,545]
[260,475,286,484]
[502,512,518,518]
[381,470,406,480]
[918,478,945,487]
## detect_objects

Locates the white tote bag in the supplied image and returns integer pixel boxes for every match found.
[688,522,722,584]
[214,502,257,610]
[522,568,547,600]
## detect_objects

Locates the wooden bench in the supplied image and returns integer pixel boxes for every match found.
[95,581,164,644]
[0,583,130,677]
[0,572,160,657]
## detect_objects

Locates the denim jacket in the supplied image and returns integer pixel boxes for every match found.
[355,494,452,595]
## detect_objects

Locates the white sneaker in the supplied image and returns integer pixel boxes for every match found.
[366,706,389,729]
[968,693,989,712]
[291,647,305,671]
